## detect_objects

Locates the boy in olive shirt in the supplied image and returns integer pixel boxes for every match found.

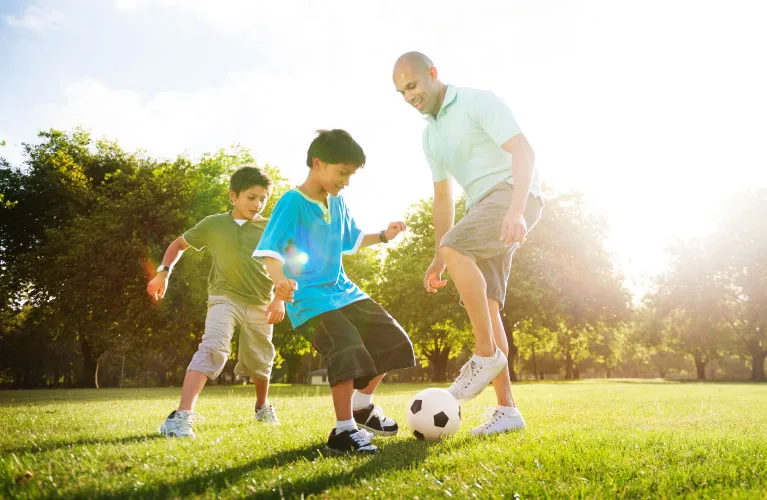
[147,166,285,438]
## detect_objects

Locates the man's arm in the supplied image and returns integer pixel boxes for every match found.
[423,178,454,293]
[146,236,191,302]
[433,178,455,253]
[500,134,535,244]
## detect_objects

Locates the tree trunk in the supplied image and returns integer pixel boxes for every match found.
[120,354,126,388]
[285,354,301,384]
[606,367,612,379]
[94,353,105,389]
[750,349,767,381]
[507,331,518,382]
[692,352,707,381]
[428,348,450,382]
[565,349,574,380]
[532,344,539,381]
[79,338,101,388]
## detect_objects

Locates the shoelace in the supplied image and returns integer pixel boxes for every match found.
[350,428,375,447]
[256,405,277,420]
[455,360,482,388]
[176,411,203,432]
[368,405,393,425]
[477,408,503,431]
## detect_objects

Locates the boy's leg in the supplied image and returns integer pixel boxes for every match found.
[179,370,209,410]
[331,379,355,421]
[326,379,378,454]
[236,302,278,423]
[161,296,240,437]
[254,378,269,409]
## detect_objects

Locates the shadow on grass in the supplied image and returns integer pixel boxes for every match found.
[70,435,480,499]
[1,434,163,455]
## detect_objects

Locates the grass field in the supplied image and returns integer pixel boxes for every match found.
[2,381,766,499]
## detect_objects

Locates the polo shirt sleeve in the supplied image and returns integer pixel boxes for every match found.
[340,197,364,255]
[252,192,299,263]
[182,215,215,251]
[473,90,522,146]
[422,128,449,183]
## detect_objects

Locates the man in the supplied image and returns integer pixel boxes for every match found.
[393,51,543,435]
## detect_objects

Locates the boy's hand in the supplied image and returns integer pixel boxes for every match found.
[147,274,169,302]
[500,208,527,246]
[274,278,298,302]
[384,221,407,242]
[265,299,286,324]
[423,256,447,293]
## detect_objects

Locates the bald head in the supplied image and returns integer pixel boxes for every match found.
[392,51,446,117]
[393,51,434,76]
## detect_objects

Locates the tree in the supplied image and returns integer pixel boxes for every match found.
[375,198,472,381]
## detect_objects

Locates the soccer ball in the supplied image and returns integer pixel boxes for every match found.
[406,388,461,440]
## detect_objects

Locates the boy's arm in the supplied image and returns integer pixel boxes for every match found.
[263,257,298,302]
[359,221,407,248]
[146,236,191,302]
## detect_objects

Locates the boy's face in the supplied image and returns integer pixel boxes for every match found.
[229,185,271,220]
[312,159,360,196]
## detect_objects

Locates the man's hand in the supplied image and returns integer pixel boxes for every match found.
[147,274,169,302]
[274,278,298,302]
[265,299,286,324]
[423,256,447,293]
[500,209,528,246]
[384,221,407,242]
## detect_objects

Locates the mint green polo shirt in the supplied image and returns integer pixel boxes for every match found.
[422,84,542,208]
[183,213,273,305]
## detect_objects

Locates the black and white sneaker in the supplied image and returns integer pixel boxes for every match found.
[353,404,399,436]
[325,428,379,454]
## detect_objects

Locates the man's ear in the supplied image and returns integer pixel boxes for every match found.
[428,66,438,81]
[229,189,237,204]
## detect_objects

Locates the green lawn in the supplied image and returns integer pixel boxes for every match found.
[2,381,766,499]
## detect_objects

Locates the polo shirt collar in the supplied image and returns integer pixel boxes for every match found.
[424,84,458,123]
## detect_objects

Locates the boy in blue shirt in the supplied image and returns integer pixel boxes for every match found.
[253,129,416,454]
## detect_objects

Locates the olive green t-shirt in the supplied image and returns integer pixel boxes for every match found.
[183,213,273,305]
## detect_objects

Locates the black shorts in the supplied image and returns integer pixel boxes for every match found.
[297,298,416,389]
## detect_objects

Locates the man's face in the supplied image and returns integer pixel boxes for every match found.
[315,161,359,196]
[393,63,440,115]
[230,185,270,219]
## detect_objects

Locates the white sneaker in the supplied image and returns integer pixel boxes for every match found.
[255,404,280,425]
[471,407,526,436]
[447,348,508,402]
[159,410,203,438]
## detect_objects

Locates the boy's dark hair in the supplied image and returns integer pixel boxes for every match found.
[230,165,272,194]
[305,129,366,168]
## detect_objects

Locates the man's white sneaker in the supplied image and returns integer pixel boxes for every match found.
[447,348,508,402]
[255,404,280,425]
[471,407,526,436]
[159,410,203,438]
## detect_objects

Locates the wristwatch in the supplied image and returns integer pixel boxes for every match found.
[379,230,389,244]
[156,264,171,274]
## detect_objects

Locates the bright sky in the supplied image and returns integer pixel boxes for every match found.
[2,0,766,297]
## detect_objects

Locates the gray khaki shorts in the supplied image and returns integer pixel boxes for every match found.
[187,295,276,381]
[440,181,543,308]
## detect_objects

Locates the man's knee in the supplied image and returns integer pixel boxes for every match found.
[487,297,501,314]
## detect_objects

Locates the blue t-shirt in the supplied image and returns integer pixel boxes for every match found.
[252,188,368,328]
